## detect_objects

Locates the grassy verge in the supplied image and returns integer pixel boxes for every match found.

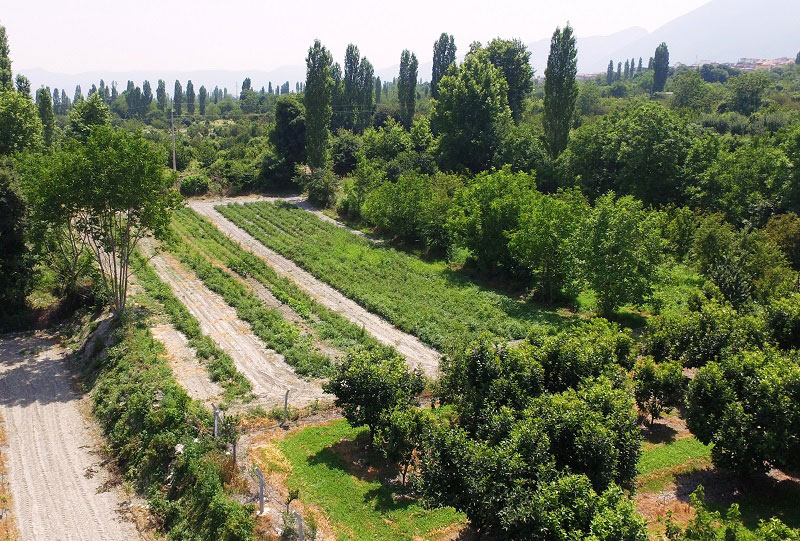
[83,313,254,540]
[0,415,18,541]
[161,219,334,378]
[261,420,465,540]
[172,209,391,356]
[637,436,712,492]
[132,250,252,400]
[218,202,577,351]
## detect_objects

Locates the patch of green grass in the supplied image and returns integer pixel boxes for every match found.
[278,420,465,541]
[219,202,579,351]
[639,436,712,478]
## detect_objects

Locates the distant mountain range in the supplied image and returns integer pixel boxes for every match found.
[21,0,800,95]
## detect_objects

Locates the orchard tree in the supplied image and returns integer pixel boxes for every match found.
[653,42,669,92]
[304,40,334,170]
[323,348,425,439]
[398,49,418,128]
[580,193,664,316]
[484,38,533,123]
[0,90,42,155]
[36,87,55,146]
[543,24,578,157]
[68,93,111,141]
[633,358,685,425]
[185,80,195,114]
[156,79,166,111]
[198,85,207,115]
[431,32,457,99]
[373,406,430,485]
[75,126,181,317]
[432,53,512,173]
[173,80,183,115]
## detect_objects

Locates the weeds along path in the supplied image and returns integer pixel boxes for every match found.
[188,199,441,377]
[139,238,327,407]
[0,333,140,541]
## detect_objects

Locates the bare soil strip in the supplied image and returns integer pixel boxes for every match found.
[150,324,224,406]
[140,239,327,407]
[0,333,140,541]
[189,199,441,377]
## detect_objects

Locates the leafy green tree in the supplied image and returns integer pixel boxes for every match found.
[607,60,614,85]
[323,348,425,439]
[398,49,418,128]
[67,93,111,141]
[304,40,334,170]
[446,167,534,271]
[74,126,181,316]
[633,358,685,425]
[374,76,381,105]
[141,80,152,111]
[270,94,306,172]
[0,89,41,155]
[341,44,361,131]
[36,87,54,146]
[173,80,183,115]
[0,168,30,323]
[670,70,711,110]
[431,32,456,99]
[653,43,669,92]
[762,213,800,270]
[637,57,643,73]
[185,80,195,114]
[330,129,359,177]
[543,24,578,157]
[580,193,664,316]
[728,72,770,115]
[355,56,375,133]
[373,406,430,485]
[15,74,30,97]
[73,85,82,104]
[617,62,622,81]
[484,38,533,123]
[156,79,166,111]
[432,53,512,173]
[624,59,630,79]
[52,88,61,116]
[509,188,586,301]
[0,24,12,91]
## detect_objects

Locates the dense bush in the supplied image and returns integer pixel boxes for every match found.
[179,173,210,196]
[330,128,360,177]
[293,164,339,207]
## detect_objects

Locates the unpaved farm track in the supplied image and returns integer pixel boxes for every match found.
[140,239,327,407]
[0,333,140,541]
[189,198,441,377]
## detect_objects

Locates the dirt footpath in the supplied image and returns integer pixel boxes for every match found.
[0,333,140,541]
[140,240,327,407]
[189,199,441,377]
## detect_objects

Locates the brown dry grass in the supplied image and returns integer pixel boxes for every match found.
[0,414,19,541]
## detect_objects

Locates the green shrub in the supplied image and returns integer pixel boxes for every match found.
[180,173,210,197]
[633,357,686,424]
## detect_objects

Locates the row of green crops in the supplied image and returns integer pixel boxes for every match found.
[218,201,574,351]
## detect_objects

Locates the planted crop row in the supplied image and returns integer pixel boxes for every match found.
[172,208,392,356]
[162,218,334,378]
[218,202,569,351]
[131,250,252,399]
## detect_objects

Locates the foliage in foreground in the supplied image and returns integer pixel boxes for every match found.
[86,315,253,540]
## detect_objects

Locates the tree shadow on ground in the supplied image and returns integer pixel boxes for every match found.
[640,420,679,445]
[673,466,800,529]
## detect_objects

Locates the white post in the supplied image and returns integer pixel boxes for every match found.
[293,510,304,541]
[255,467,265,515]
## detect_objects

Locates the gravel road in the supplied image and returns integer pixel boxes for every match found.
[0,333,140,541]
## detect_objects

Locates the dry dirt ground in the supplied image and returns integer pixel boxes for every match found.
[189,197,441,377]
[0,332,140,540]
[139,238,328,408]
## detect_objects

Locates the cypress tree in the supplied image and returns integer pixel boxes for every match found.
[173,80,183,115]
[61,89,69,113]
[304,40,334,169]
[543,23,578,158]
[186,80,195,114]
[156,80,166,111]
[431,32,456,99]
[36,87,54,146]
[616,62,622,81]
[637,57,643,73]
[653,43,669,92]
[198,86,207,115]
[142,80,152,110]
[624,59,630,79]
[607,60,614,85]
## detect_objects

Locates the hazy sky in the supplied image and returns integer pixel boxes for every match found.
[4,0,712,73]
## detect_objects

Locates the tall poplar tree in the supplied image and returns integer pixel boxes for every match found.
[0,25,12,91]
[356,57,375,133]
[375,76,381,105]
[653,42,669,92]
[61,89,69,112]
[156,80,166,111]
[198,85,207,115]
[52,88,61,115]
[637,57,643,73]
[484,38,533,123]
[617,62,622,81]
[142,80,152,110]
[543,23,578,158]
[607,60,614,85]
[36,87,54,146]
[173,80,183,115]
[74,85,82,103]
[186,80,195,114]
[15,74,30,97]
[304,40,334,170]
[398,49,418,129]
[431,32,456,99]
[624,59,630,79]
[342,44,361,131]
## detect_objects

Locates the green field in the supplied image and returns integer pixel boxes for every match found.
[273,420,465,540]
[218,201,577,351]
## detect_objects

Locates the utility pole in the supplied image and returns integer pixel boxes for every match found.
[170,108,177,172]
